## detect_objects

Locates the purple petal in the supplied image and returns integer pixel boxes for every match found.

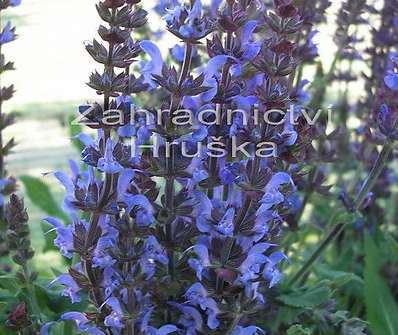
[156,325,178,335]
[385,73,398,91]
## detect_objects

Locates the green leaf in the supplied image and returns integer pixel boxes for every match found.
[20,175,69,252]
[364,233,398,335]
[341,318,368,335]
[287,325,314,335]
[33,283,88,317]
[0,326,16,335]
[385,232,398,258]
[278,282,332,308]
[20,175,68,221]
[272,306,304,330]
[0,275,21,293]
[315,265,363,287]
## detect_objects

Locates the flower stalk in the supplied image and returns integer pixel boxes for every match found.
[290,122,397,287]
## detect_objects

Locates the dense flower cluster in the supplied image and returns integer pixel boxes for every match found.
[42,0,389,334]
[0,0,398,334]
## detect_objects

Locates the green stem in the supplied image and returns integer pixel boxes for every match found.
[295,166,320,225]
[288,219,344,286]
[82,9,116,311]
[0,20,5,224]
[22,264,41,323]
[207,30,232,199]
[289,137,396,286]
[353,140,394,211]
[165,42,193,280]
[226,314,242,334]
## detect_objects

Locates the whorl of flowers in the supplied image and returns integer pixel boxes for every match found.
[0,0,21,255]
[43,1,310,334]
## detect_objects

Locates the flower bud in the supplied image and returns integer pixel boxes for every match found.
[6,303,31,331]
[101,0,125,9]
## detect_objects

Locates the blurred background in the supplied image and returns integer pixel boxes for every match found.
[1,0,342,269]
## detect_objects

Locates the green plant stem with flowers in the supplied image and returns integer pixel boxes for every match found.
[290,126,398,286]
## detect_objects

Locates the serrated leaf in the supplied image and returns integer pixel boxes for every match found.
[341,318,368,335]
[287,325,314,335]
[315,265,363,287]
[364,233,398,335]
[278,283,332,308]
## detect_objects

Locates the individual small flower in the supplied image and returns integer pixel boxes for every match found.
[262,251,287,288]
[61,312,105,335]
[256,172,294,214]
[168,302,203,334]
[140,236,168,278]
[384,71,398,90]
[51,274,81,303]
[102,297,124,329]
[165,0,214,42]
[101,267,122,298]
[231,326,265,335]
[377,104,398,138]
[171,44,197,63]
[185,283,219,329]
[306,30,319,57]
[0,177,16,206]
[123,194,154,225]
[209,0,222,16]
[146,325,179,335]
[219,162,242,185]
[188,244,211,280]
[215,207,235,236]
[154,0,178,15]
[43,217,73,258]
[237,20,261,62]
[9,0,22,6]
[191,55,236,103]
[40,322,55,335]
[102,0,126,9]
[53,170,78,213]
[0,22,16,45]
[239,243,271,285]
[92,236,116,268]
[139,40,163,89]
[97,139,123,174]
[295,79,311,103]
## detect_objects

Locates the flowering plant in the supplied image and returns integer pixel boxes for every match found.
[44,1,309,333]
[1,1,398,335]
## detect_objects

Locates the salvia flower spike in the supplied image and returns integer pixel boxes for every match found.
[43,1,314,334]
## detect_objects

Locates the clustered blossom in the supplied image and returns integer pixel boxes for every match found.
[43,1,315,334]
